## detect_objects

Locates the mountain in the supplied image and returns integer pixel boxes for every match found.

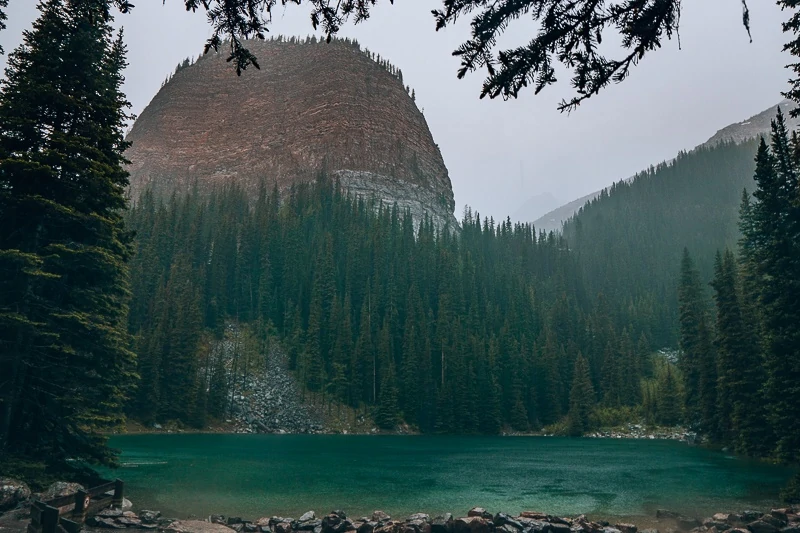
[124,37,457,227]
[533,101,800,233]
[511,192,562,223]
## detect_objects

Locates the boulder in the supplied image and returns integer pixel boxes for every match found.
[771,512,790,526]
[373,512,392,523]
[549,523,571,533]
[90,517,127,529]
[743,514,765,523]
[97,508,124,518]
[762,517,786,529]
[469,509,493,520]
[0,478,31,513]
[454,516,494,533]
[228,517,245,526]
[409,515,432,524]
[521,513,550,521]
[275,522,294,533]
[748,522,780,533]
[703,520,731,531]
[140,510,162,524]
[323,513,356,533]
[37,481,84,513]
[493,514,523,530]
[255,518,272,528]
[431,514,454,533]
[676,518,701,531]
[117,516,143,527]
[301,513,318,523]
[166,520,238,533]
[359,522,379,533]
[244,524,258,533]
[713,516,731,524]
[602,528,621,533]
[210,516,227,525]
[517,518,550,533]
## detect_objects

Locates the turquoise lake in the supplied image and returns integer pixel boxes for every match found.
[103,435,793,521]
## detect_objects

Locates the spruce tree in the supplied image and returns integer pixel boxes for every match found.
[567,355,595,436]
[0,0,135,466]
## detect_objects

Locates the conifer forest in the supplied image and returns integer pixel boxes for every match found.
[1,0,800,510]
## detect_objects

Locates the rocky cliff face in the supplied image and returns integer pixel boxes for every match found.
[125,38,457,228]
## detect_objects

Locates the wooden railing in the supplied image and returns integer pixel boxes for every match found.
[27,479,124,533]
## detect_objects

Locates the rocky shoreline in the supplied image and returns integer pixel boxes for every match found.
[2,480,798,533]
[80,506,800,533]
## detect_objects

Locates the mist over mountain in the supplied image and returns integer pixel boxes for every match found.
[533,101,800,233]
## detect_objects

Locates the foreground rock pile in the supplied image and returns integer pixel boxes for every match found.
[79,506,800,533]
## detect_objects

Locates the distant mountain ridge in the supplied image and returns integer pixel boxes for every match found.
[532,100,800,233]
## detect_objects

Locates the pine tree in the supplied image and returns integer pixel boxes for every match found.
[741,114,800,462]
[0,0,136,466]
[656,364,682,426]
[567,354,595,436]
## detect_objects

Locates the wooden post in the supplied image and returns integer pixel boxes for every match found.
[111,479,124,509]
[72,489,89,524]
[28,501,59,533]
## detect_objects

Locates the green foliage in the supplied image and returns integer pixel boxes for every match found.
[567,355,595,436]
[0,0,136,469]
[127,178,663,432]
[781,473,800,504]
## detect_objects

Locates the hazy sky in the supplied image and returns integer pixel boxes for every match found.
[0,1,792,220]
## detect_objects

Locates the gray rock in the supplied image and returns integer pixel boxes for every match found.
[703,521,731,531]
[359,522,378,533]
[743,514,765,523]
[550,524,571,533]
[469,509,491,519]
[762,517,786,529]
[91,517,128,529]
[748,522,780,533]
[140,510,162,524]
[409,515,432,524]
[300,513,318,523]
[494,514,523,530]
[97,508,125,518]
[0,478,31,513]
[454,517,493,533]
[373,512,391,523]
[431,515,454,533]
[676,518,701,531]
[228,517,245,526]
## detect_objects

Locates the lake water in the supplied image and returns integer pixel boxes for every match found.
[102,435,793,521]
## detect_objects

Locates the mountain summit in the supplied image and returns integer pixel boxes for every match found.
[124,37,457,227]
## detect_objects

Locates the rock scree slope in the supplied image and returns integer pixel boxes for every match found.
[124,38,457,228]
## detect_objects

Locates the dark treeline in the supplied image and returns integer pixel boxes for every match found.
[678,111,800,466]
[125,176,679,434]
[562,139,760,347]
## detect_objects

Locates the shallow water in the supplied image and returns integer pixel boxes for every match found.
[102,434,793,521]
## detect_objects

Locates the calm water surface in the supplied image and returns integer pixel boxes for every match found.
[102,435,793,520]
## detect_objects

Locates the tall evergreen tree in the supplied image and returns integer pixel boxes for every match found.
[567,355,595,436]
[0,0,135,466]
